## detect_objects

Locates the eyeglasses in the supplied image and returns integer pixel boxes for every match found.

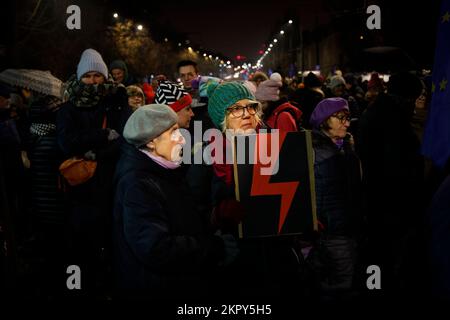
[226,102,260,118]
[332,113,351,124]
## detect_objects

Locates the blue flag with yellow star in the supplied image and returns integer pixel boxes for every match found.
[423,0,450,168]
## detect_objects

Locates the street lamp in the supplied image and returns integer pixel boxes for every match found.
[113,13,119,19]
[137,25,143,31]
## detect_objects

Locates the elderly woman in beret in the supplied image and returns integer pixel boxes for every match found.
[113,104,236,299]
[308,97,364,299]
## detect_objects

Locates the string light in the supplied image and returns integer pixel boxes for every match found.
[113,13,119,18]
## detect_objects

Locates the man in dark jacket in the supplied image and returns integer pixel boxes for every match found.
[57,48,131,295]
[113,104,235,299]
[357,72,425,293]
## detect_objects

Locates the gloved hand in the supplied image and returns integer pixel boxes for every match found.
[255,79,282,102]
[84,150,96,161]
[211,199,246,230]
[107,128,120,141]
[215,231,239,267]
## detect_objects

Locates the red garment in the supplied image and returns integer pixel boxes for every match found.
[265,102,302,132]
[210,136,244,229]
[142,82,155,104]
[209,135,234,186]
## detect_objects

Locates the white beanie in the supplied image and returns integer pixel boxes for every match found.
[76,49,108,80]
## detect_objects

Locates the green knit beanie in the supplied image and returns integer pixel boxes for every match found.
[207,81,255,129]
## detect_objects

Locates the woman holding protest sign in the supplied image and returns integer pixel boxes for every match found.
[186,81,304,297]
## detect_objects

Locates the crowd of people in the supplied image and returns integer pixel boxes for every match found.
[0,47,448,302]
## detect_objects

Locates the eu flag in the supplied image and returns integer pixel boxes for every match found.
[422,0,450,168]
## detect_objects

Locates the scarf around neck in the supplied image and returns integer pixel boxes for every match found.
[140,149,181,170]
[64,74,117,108]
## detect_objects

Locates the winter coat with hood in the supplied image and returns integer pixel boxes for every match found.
[264,98,302,132]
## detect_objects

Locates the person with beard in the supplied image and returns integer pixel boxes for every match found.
[57,48,132,297]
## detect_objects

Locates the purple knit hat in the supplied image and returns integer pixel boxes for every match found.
[309,97,349,129]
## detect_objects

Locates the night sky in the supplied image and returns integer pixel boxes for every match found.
[0,0,441,75]
[113,0,333,61]
[111,0,440,66]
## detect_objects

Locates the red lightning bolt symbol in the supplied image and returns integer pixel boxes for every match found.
[250,132,299,234]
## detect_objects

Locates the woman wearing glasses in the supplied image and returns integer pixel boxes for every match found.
[308,97,363,300]
[187,81,302,297]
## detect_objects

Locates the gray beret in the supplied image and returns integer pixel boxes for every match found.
[123,104,178,147]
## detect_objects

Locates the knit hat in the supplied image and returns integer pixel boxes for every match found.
[123,104,178,147]
[109,60,129,82]
[309,97,349,129]
[367,72,383,90]
[328,75,346,89]
[76,49,108,80]
[207,81,256,128]
[255,74,282,102]
[344,73,356,86]
[304,72,322,88]
[388,72,423,99]
[155,81,193,112]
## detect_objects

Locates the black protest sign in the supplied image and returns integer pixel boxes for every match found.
[233,130,317,238]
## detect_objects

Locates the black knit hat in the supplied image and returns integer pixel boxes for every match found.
[304,72,322,88]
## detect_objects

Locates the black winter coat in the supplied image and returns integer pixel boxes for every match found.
[113,142,224,298]
[312,130,363,236]
[56,89,131,209]
[357,93,424,232]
